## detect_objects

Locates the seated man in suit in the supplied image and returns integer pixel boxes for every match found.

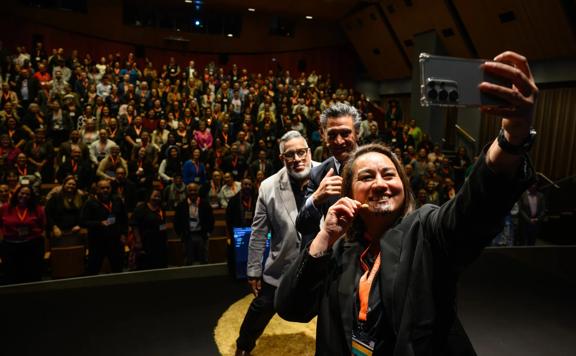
[296,103,361,248]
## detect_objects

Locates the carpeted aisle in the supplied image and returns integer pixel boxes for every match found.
[214,294,316,356]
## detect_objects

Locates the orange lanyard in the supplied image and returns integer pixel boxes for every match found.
[71,160,78,173]
[242,196,252,210]
[101,201,112,214]
[17,165,27,176]
[16,207,28,222]
[358,248,381,322]
[148,203,164,220]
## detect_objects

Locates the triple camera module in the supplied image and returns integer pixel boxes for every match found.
[426,79,459,104]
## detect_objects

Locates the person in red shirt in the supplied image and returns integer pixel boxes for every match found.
[0,185,46,284]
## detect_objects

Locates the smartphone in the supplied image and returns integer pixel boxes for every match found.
[419,52,512,108]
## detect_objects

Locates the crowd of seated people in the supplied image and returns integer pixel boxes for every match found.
[0,42,478,284]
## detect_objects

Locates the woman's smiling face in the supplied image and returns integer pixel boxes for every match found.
[351,151,405,216]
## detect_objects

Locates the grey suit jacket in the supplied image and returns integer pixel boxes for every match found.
[247,167,302,287]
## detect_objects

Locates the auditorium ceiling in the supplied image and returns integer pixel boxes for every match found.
[142,0,576,79]
[142,0,363,21]
[8,0,576,80]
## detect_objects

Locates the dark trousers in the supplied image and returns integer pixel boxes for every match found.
[517,221,540,246]
[141,236,168,269]
[87,235,124,274]
[1,238,45,284]
[236,281,277,352]
[184,232,206,265]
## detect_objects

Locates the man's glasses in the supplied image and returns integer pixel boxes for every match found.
[282,148,309,161]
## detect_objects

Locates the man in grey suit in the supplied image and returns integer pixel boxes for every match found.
[235,131,315,356]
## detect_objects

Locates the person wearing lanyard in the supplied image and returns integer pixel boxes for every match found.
[174,183,214,265]
[182,148,207,185]
[218,172,241,209]
[225,178,256,237]
[45,176,87,247]
[80,179,129,275]
[222,143,248,181]
[0,185,46,284]
[276,51,539,355]
[131,189,168,269]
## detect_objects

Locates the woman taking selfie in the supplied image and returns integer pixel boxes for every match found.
[276,51,539,355]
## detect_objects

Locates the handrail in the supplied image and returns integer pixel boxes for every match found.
[537,172,564,190]
[454,124,477,144]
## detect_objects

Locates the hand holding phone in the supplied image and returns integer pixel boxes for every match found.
[419,53,512,108]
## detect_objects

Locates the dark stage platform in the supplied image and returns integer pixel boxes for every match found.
[1,247,575,356]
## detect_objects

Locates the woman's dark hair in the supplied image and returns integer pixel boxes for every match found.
[9,184,38,209]
[165,146,183,177]
[340,143,416,241]
[60,175,85,209]
[147,188,163,202]
[0,134,14,148]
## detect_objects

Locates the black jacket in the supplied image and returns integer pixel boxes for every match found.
[174,198,214,240]
[80,196,129,240]
[296,157,340,248]
[276,150,534,356]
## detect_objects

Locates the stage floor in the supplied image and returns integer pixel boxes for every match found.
[1,248,575,356]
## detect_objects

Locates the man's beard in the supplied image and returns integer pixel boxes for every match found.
[287,163,311,180]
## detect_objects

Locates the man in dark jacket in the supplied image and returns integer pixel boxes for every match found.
[296,102,360,248]
[80,179,129,274]
[174,182,214,264]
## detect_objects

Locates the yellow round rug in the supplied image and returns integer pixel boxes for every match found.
[214,293,317,355]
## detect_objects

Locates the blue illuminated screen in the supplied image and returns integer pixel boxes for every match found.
[233,227,271,279]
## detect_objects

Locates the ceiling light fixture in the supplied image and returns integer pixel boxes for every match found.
[248,8,255,12]
[305,15,313,20]
[227,33,234,37]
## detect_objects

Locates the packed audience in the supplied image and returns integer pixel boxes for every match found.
[0,42,487,284]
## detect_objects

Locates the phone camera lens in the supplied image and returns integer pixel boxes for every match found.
[428,89,438,100]
[428,81,436,89]
[439,89,448,101]
[449,90,459,102]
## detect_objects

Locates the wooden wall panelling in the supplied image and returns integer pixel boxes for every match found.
[382,0,473,59]
[453,0,576,60]
[340,4,411,80]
